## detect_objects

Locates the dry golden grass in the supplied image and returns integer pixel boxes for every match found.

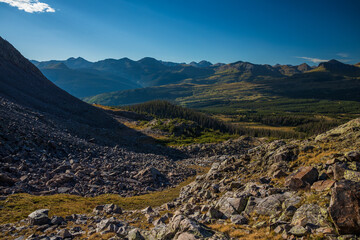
[293,142,350,167]
[88,232,116,240]
[0,176,196,225]
[208,223,282,240]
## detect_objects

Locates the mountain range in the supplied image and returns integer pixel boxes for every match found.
[32,57,321,100]
[31,57,217,98]
[82,59,360,108]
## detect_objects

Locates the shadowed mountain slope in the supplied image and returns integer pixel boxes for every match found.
[0,36,119,129]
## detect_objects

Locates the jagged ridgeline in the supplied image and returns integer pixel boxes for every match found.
[122,100,306,139]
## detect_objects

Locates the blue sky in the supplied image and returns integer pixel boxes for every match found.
[0,0,359,65]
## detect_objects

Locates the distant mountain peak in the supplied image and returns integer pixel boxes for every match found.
[297,63,312,72]
[316,59,360,76]
[65,57,92,69]
[189,60,213,68]
[325,59,342,64]
[319,59,346,68]
[67,56,86,61]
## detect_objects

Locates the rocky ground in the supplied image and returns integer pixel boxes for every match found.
[1,118,360,239]
[0,96,259,197]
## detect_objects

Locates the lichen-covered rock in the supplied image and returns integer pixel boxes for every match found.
[329,180,360,235]
[216,195,248,217]
[289,225,308,237]
[291,204,331,228]
[343,170,360,182]
[255,194,283,216]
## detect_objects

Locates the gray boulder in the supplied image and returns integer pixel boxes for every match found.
[28,209,50,226]
[291,204,331,228]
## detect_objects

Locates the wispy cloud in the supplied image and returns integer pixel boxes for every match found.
[0,0,55,13]
[337,53,349,58]
[296,56,329,64]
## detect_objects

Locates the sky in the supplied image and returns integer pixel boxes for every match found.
[0,0,359,65]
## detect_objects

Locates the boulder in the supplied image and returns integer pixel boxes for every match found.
[216,196,248,217]
[50,216,64,225]
[135,167,168,186]
[311,180,335,192]
[142,206,154,214]
[161,214,214,239]
[96,217,125,232]
[176,232,197,240]
[103,203,122,214]
[343,170,360,182]
[58,229,72,238]
[255,194,283,216]
[46,173,75,187]
[291,204,331,228]
[329,180,360,235]
[28,209,50,226]
[230,214,249,225]
[345,151,360,162]
[271,150,296,162]
[333,163,347,180]
[0,173,16,186]
[128,228,145,240]
[206,207,224,219]
[289,225,308,237]
[285,167,318,190]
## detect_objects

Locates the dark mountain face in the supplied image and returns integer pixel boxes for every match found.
[318,59,360,76]
[216,61,283,79]
[0,36,117,129]
[273,63,312,76]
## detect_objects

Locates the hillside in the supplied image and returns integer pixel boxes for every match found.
[0,37,197,197]
[83,60,360,137]
[2,116,360,239]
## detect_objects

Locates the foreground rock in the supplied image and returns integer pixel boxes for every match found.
[28,209,50,226]
[1,118,360,239]
[329,180,360,235]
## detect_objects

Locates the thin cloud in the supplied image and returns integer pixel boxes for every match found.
[0,0,55,13]
[337,53,349,58]
[296,56,329,63]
